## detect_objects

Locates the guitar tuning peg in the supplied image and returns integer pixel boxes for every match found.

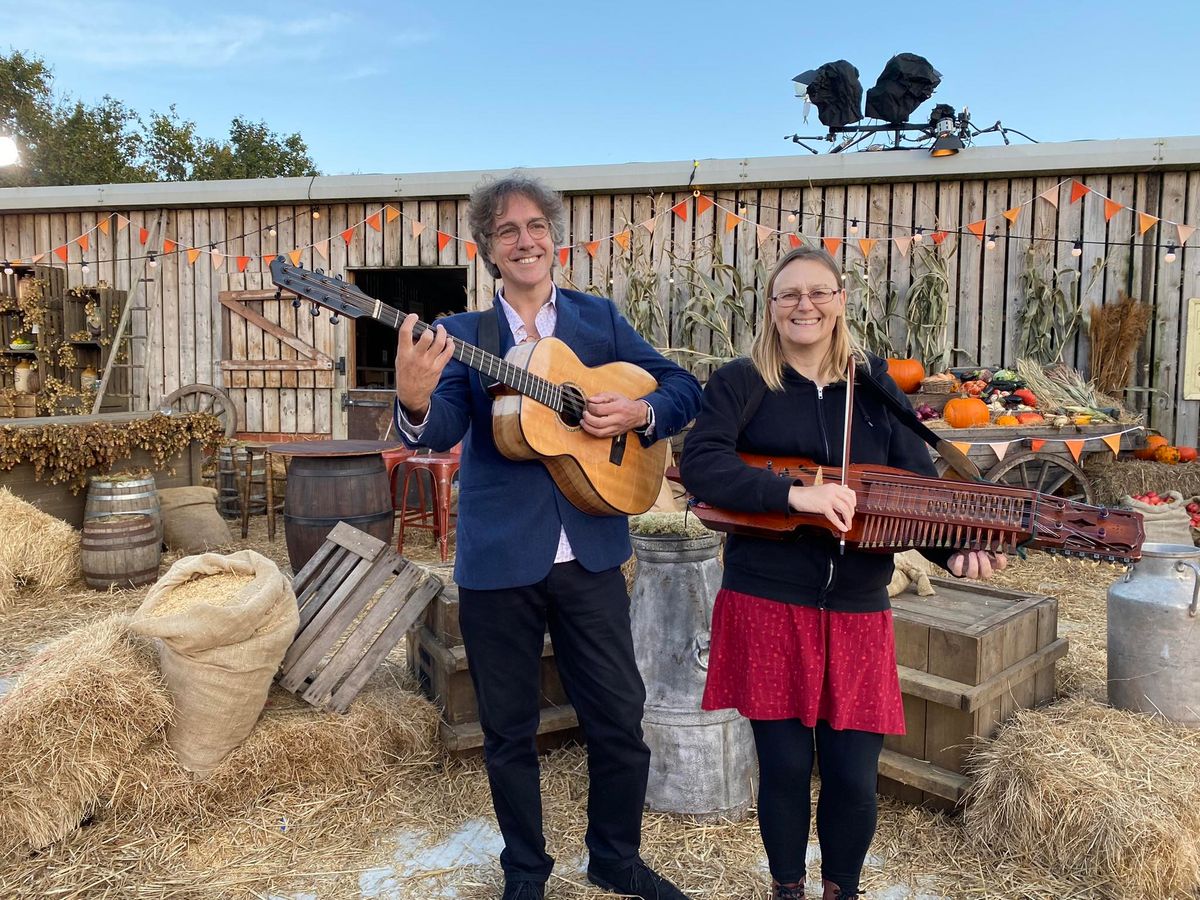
[292,297,302,309]
[335,273,343,281]
[274,289,282,301]
[309,302,321,317]
[316,268,324,275]
[330,313,340,325]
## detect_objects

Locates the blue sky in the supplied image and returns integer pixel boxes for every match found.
[2,0,1196,176]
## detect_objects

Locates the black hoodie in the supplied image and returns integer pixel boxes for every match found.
[679,354,952,612]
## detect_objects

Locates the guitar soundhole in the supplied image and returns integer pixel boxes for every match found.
[559,384,586,429]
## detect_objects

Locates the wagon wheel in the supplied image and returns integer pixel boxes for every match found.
[983,449,1095,504]
[159,383,237,438]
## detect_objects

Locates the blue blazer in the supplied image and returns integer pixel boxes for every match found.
[397,289,702,590]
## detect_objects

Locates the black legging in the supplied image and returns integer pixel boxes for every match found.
[750,718,884,894]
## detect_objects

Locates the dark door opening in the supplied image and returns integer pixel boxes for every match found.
[348,267,468,389]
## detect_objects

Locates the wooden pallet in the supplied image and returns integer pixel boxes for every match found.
[277,521,442,713]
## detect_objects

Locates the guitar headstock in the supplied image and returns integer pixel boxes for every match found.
[268,256,374,320]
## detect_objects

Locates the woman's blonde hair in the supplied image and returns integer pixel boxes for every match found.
[750,246,860,391]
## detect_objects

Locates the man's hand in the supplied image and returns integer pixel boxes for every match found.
[582,392,648,438]
[947,550,1008,579]
[395,313,454,419]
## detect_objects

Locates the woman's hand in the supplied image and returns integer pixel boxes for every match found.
[788,483,856,533]
[947,550,1008,579]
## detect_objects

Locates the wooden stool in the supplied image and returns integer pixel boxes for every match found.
[239,442,285,540]
[397,446,461,562]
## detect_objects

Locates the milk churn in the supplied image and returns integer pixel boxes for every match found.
[629,530,754,819]
[1107,542,1200,727]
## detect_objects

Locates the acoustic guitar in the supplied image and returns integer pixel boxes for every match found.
[269,257,667,517]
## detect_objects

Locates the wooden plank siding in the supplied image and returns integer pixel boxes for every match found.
[2,164,1197,443]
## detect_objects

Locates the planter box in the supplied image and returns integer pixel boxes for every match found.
[878,576,1066,810]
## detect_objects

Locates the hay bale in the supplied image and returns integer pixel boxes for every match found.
[1085,457,1200,507]
[963,698,1200,897]
[0,614,171,857]
[0,487,81,608]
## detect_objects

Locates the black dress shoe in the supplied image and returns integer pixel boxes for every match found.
[500,879,545,900]
[587,857,688,899]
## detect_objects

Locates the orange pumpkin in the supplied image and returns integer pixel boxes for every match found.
[1154,445,1181,465]
[994,414,1020,426]
[1177,446,1198,463]
[1146,434,1169,451]
[1134,447,1158,460]
[943,396,990,428]
[886,358,926,394]
[1015,412,1045,425]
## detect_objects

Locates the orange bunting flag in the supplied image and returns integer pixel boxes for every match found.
[967,220,987,239]
[262,254,276,268]
[640,217,658,234]
[385,206,400,223]
[237,256,251,273]
[1070,181,1090,204]
[1039,186,1059,208]
[695,195,713,217]
[313,239,328,261]
[1101,433,1122,455]
[436,231,452,253]
[613,230,631,252]
[670,200,689,221]
[366,212,382,232]
[138,227,150,245]
[822,237,842,256]
[163,238,177,254]
[1002,207,1021,226]
[1103,198,1124,222]
[788,234,803,249]
[1138,212,1158,235]
[97,217,110,235]
[858,238,876,256]
[1065,439,1085,462]
[988,442,1011,461]
[724,211,740,233]
[210,250,223,270]
[465,241,477,261]
[341,227,355,246]
[557,248,570,266]
[412,221,426,238]
[585,241,600,258]
[186,247,201,265]
[1030,439,1046,453]
[1179,223,1196,246]
[53,245,68,262]
[756,224,774,246]
[931,230,948,245]
[289,249,304,267]
[76,234,90,252]
[115,214,130,231]
[30,253,44,264]
[894,236,912,257]
[951,442,971,456]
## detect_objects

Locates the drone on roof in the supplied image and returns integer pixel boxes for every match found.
[786,53,1035,156]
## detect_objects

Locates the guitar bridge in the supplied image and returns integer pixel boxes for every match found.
[609,433,627,466]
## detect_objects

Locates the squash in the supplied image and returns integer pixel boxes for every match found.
[1134,447,1158,460]
[1154,445,1181,465]
[1015,412,1045,426]
[994,414,1020,426]
[943,396,990,428]
[886,358,926,394]
[1146,434,1169,451]
[1177,446,1198,463]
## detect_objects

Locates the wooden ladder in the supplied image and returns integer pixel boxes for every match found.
[277,521,442,713]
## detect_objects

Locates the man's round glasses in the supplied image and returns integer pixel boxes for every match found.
[771,288,840,308]
[493,218,551,245]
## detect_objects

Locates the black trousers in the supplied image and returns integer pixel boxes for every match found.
[458,560,651,883]
[750,718,884,893]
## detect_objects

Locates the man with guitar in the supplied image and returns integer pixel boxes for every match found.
[394,174,701,900]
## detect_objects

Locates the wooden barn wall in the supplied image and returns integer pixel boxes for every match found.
[2,166,1198,443]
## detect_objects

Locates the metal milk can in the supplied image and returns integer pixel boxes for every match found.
[1107,542,1200,726]
[629,531,754,819]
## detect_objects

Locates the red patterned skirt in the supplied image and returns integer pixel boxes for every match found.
[701,588,907,735]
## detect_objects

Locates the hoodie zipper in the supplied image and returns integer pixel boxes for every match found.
[814,383,835,608]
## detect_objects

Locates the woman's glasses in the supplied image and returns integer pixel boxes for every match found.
[492,218,551,245]
[770,288,841,308]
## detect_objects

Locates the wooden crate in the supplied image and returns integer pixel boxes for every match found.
[406,577,583,755]
[878,576,1067,810]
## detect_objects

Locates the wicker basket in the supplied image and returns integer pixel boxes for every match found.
[920,376,959,394]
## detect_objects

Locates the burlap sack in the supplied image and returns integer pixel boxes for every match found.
[157,486,232,553]
[887,549,938,598]
[1119,491,1193,547]
[129,550,298,774]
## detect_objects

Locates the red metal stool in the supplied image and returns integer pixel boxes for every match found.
[381,447,417,507]
[397,444,461,562]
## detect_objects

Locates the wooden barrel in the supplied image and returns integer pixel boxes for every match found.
[283,452,394,571]
[85,474,161,541]
[80,514,162,589]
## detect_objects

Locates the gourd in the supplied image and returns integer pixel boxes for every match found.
[994,414,1019,426]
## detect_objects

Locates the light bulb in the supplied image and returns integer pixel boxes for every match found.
[81,258,90,274]
[738,205,747,217]
[912,228,924,243]
[986,233,997,251]
[2,261,12,275]
[148,254,158,269]
[1165,245,1178,263]
[269,226,277,237]
[1071,240,1083,257]
[311,209,321,220]
[849,219,859,235]
[787,211,797,224]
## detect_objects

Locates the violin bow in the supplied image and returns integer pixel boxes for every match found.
[839,355,855,555]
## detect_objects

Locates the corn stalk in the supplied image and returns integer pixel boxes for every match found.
[904,243,952,372]
[668,239,760,376]
[1016,245,1092,364]
[844,258,900,358]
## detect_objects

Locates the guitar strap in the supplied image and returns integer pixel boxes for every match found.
[476,306,503,396]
